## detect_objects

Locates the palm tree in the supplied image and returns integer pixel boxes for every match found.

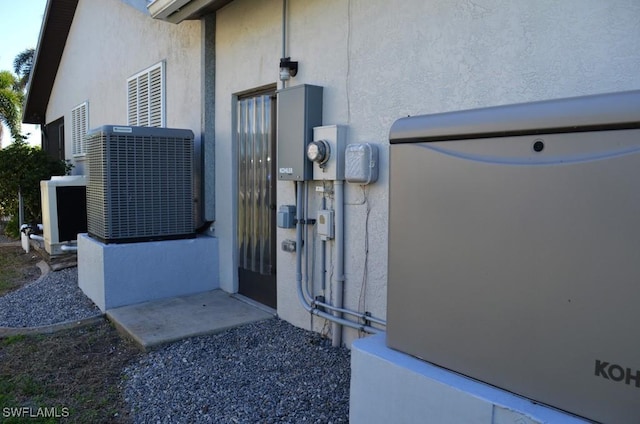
[0,70,24,144]
[13,48,35,91]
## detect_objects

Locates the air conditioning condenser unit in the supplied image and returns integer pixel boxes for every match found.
[85,125,194,243]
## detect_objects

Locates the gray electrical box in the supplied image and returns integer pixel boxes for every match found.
[387,90,640,424]
[277,84,323,181]
[317,209,334,240]
[345,143,379,184]
[277,205,296,229]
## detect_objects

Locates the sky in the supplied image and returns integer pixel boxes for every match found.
[0,0,48,146]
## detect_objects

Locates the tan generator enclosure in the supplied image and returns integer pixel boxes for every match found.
[387,90,640,424]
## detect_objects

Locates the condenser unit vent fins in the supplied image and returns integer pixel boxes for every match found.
[86,125,194,243]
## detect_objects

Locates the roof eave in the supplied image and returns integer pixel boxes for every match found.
[22,0,79,125]
[148,0,233,23]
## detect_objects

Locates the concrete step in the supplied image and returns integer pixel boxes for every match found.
[106,289,275,351]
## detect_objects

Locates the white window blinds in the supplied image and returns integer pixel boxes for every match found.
[127,62,164,127]
[71,102,88,156]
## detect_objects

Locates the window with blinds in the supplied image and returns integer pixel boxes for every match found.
[71,102,88,156]
[127,62,164,127]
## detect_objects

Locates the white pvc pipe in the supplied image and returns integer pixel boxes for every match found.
[18,190,24,228]
[29,234,44,241]
[60,244,78,252]
[332,180,345,347]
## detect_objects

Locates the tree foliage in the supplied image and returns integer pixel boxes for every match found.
[13,48,35,92]
[0,143,71,234]
[0,71,24,143]
[0,49,35,146]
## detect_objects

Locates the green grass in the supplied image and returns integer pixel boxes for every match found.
[0,246,42,296]
[1,334,26,346]
[0,322,140,423]
[0,250,21,294]
[0,374,59,424]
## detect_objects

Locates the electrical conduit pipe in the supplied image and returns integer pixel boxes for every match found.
[331,181,345,347]
[295,182,382,335]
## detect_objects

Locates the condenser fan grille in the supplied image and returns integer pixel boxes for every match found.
[86,126,194,243]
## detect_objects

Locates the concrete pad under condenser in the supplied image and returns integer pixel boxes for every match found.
[78,234,219,311]
[106,290,274,350]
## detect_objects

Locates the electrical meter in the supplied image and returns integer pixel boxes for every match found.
[306,139,331,165]
[311,125,347,180]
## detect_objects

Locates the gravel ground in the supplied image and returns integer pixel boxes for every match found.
[0,255,352,422]
[0,266,102,327]
[124,318,351,424]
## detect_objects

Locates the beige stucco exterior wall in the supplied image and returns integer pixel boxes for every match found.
[46,0,201,174]
[214,0,640,347]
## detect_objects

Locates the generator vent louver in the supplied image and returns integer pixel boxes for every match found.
[86,125,194,243]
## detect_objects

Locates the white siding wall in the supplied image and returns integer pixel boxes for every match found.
[46,0,201,174]
[216,0,640,347]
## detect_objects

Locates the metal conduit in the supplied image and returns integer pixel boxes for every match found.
[283,1,385,339]
[295,182,384,336]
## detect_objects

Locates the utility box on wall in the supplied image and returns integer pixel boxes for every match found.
[277,84,323,181]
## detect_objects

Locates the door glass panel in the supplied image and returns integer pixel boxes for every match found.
[237,94,273,275]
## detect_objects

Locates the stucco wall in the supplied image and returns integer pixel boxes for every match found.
[46,0,202,174]
[214,0,640,346]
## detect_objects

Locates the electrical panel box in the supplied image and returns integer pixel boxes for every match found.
[277,84,323,181]
[311,125,346,180]
[345,143,379,184]
[317,209,334,240]
[277,205,296,229]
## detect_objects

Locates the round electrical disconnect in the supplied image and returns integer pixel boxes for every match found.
[307,140,331,165]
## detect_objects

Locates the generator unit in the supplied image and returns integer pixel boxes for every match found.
[85,125,194,243]
[387,90,640,424]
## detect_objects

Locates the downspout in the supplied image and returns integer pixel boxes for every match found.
[200,13,216,226]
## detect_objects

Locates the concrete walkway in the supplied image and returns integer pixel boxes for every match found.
[106,290,275,351]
